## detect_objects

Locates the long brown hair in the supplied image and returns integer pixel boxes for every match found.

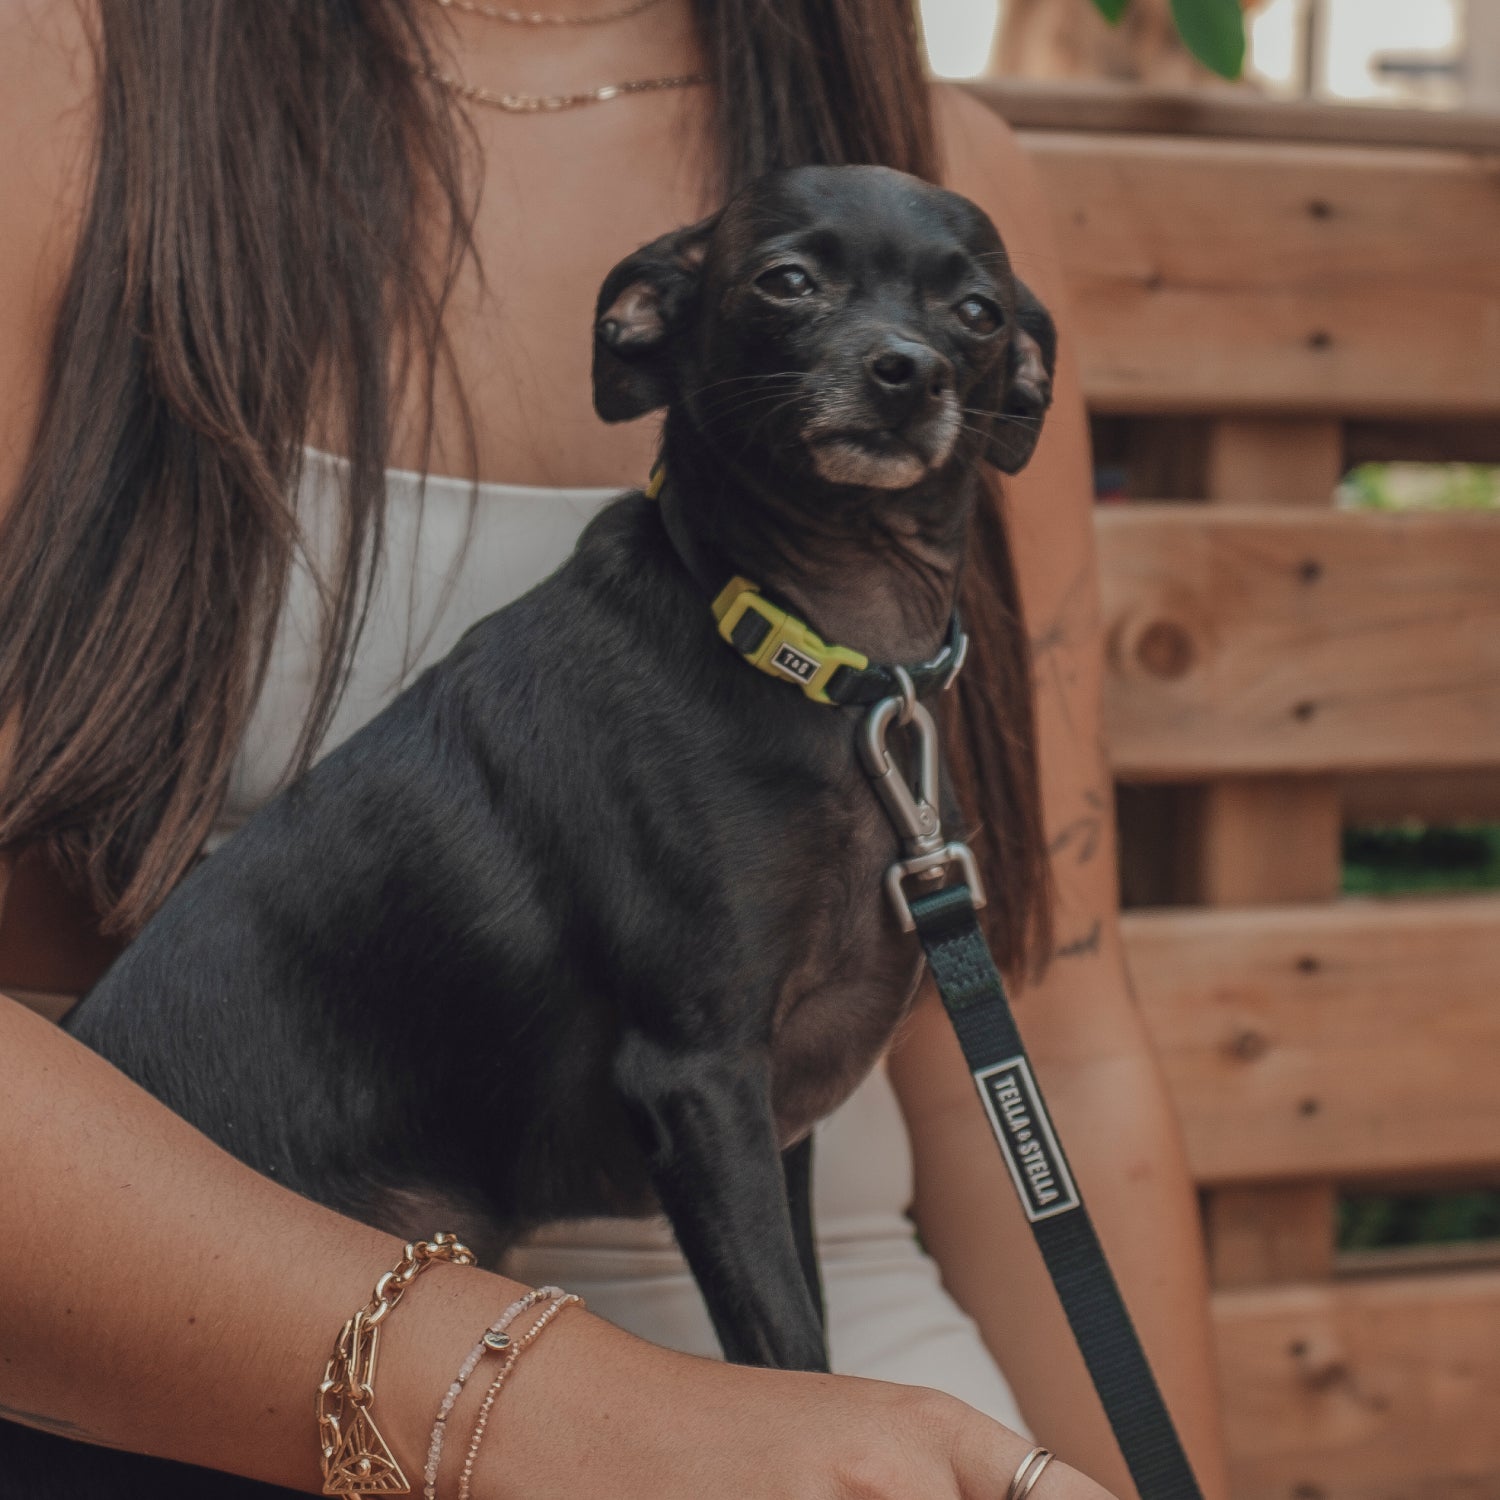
[0,0,1051,972]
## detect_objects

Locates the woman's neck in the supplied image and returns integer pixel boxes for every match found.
[421,0,702,92]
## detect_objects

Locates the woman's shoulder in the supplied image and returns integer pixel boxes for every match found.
[0,0,96,515]
[929,83,1066,309]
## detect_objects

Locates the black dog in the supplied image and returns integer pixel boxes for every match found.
[6,164,1053,1496]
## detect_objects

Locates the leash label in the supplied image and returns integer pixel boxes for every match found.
[973,1056,1080,1222]
[771,642,820,685]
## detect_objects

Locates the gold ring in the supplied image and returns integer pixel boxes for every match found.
[1007,1446,1055,1500]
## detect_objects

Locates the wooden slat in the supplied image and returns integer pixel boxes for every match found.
[1098,507,1500,778]
[1207,1184,1336,1289]
[1215,1269,1500,1500]
[1341,767,1500,825]
[979,78,1500,152]
[1191,416,1347,1289]
[1122,895,1500,1183]
[1175,776,1344,908]
[1202,419,1344,507]
[1020,134,1500,417]
[1345,418,1500,467]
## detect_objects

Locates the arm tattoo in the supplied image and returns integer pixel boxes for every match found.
[1054,919,1103,961]
[1048,787,1105,868]
[1029,566,1094,739]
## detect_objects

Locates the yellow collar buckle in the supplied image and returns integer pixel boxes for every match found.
[710,577,869,706]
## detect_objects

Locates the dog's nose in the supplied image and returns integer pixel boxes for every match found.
[865,340,951,422]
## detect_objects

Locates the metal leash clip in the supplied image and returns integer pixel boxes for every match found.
[858,667,987,933]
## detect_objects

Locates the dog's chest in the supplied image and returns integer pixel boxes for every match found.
[764,806,923,1144]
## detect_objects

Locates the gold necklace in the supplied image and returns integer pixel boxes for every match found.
[426,66,707,111]
[427,0,668,25]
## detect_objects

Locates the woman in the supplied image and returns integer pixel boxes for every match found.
[0,1,1230,1496]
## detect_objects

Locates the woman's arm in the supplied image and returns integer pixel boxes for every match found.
[5,988,1116,1500]
[891,88,1233,1500]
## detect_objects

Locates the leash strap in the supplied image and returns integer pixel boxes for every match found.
[908,881,1204,1500]
[662,457,1200,1497]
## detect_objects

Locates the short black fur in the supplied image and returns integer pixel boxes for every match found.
[3,165,1053,1497]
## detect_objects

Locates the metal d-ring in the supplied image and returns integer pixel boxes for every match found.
[858,689,988,933]
[891,664,917,727]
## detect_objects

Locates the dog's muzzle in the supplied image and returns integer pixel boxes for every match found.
[802,340,961,489]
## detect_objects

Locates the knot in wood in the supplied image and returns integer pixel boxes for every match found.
[1134,619,1196,680]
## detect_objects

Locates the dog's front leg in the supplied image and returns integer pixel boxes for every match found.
[783,1134,825,1337]
[614,1034,828,1372]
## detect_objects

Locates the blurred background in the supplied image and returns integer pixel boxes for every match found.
[921,0,1500,109]
[908,7,1500,1497]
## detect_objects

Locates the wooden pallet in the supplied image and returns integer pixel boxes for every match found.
[984,83,1500,1500]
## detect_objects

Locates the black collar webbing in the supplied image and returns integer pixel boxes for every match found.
[909,882,1204,1500]
[644,466,967,707]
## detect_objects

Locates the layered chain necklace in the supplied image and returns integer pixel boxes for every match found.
[430,0,667,24]
[423,0,708,113]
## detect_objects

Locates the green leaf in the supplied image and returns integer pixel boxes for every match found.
[1089,0,1130,23]
[1170,0,1246,79]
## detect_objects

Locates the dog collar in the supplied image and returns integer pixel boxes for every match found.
[646,466,968,706]
[710,578,967,706]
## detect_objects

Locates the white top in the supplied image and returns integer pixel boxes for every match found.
[214,449,1025,1430]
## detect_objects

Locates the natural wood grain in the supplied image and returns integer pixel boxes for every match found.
[1341,767,1500,825]
[1098,507,1500,778]
[1207,1184,1336,1289]
[1345,419,1500,467]
[1122,894,1500,1183]
[1203,419,1345,506]
[1190,417,1347,1293]
[976,77,1500,152]
[1180,778,1343,907]
[1017,134,1500,416]
[1214,1269,1500,1500]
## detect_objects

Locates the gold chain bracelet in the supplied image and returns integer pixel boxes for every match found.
[318,1233,476,1497]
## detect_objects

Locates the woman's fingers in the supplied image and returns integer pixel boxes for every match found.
[947,1399,1118,1500]
[478,1310,1120,1500]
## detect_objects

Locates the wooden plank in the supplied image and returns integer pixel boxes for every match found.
[1191,418,1346,1288]
[1181,778,1342,907]
[1341,768,1500,825]
[976,78,1500,152]
[1098,507,1500,778]
[1345,419,1500,467]
[1207,1184,1336,1289]
[1214,1269,1500,1500]
[1338,1241,1500,1281]
[1122,894,1500,1183]
[1020,134,1500,417]
[1203,419,1344,506]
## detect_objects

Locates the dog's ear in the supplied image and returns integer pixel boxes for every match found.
[985,279,1057,475]
[593,213,720,423]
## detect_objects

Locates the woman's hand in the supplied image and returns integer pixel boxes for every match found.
[0,992,1112,1500]
[480,1310,1118,1500]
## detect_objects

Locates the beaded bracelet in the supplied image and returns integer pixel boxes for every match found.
[457,1289,583,1500]
[422,1285,565,1500]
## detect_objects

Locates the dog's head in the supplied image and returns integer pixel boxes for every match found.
[592,165,1055,490]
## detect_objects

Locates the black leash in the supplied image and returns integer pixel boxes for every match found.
[910,882,1203,1500]
[669,502,1203,1494]
[859,683,1203,1500]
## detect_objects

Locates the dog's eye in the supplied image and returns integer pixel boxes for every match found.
[956,297,1003,335]
[756,265,816,300]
